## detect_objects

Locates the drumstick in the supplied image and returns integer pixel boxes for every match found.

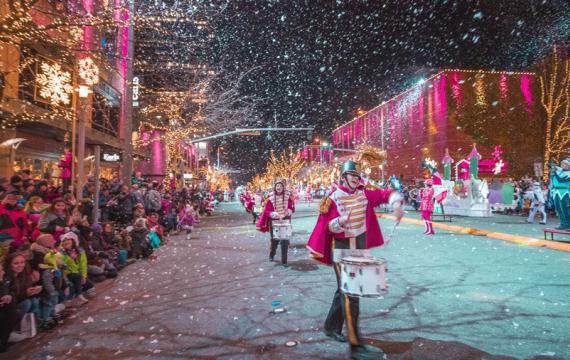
[385,221,399,246]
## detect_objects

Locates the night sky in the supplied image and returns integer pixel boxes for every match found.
[137,0,570,183]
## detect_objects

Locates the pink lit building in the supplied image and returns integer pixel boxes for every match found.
[332,69,543,179]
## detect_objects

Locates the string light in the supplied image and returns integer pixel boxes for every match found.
[335,68,537,130]
[539,46,570,180]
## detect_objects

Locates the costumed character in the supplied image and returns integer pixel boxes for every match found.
[469,143,481,179]
[420,179,435,235]
[305,185,313,204]
[549,159,570,230]
[306,159,404,359]
[256,179,295,266]
[58,147,72,192]
[527,181,547,225]
[442,148,454,181]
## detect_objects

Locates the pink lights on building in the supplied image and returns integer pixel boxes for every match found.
[520,74,534,114]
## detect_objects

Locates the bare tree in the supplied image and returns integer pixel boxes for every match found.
[539,46,570,180]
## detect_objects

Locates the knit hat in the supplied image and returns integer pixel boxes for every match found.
[35,233,55,247]
[60,232,79,246]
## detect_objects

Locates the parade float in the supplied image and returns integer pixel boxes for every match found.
[427,144,511,217]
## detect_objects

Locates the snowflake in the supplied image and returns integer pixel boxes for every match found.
[78,57,99,85]
[36,62,74,105]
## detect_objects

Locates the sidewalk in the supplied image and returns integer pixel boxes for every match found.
[380,209,570,252]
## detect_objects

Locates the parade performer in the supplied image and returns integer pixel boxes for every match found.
[420,179,435,235]
[305,185,313,204]
[549,158,570,230]
[256,179,295,266]
[307,160,404,359]
[527,182,547,225]
[58,147,72,192]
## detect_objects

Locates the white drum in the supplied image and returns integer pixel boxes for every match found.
[340,256,387,297]
[272,220,292,240]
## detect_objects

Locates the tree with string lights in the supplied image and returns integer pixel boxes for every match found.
[539,46,570,180]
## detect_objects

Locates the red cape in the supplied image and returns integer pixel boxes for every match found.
[306,185,393,265]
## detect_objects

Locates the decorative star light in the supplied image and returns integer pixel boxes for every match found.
[36,62,74,105]
[78,57,99,85]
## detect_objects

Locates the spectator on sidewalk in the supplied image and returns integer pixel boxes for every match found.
[38,198,70,244]
[0,192,30,251]
[59,232,92,307]
[0,264,22,353]
[3,252,42,320]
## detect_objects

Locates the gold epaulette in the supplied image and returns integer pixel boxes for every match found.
[319,196,332,214]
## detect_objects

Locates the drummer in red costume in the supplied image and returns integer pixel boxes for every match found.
[307,160,404,360]
[256,179,295,266]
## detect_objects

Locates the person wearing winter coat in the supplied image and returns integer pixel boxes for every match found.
[38,198,70,243]
[130,218,150,259]
[0,192,30,251]
[178,204,195,239]
[117,185,136,225]
[30,234,66,329]
[3,252,42,319]
[0,264,22,352]
[59,232,93,307]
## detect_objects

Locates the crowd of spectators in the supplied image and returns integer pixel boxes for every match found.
[0,169,216,353]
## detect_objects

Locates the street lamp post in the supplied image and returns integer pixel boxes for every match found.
[217,146,223,169]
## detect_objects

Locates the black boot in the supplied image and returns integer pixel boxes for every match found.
[269,239,278,261]
[350,344,385,360]
[280,240,289,266]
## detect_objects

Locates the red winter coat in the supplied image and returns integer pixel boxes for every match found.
[0,204,29,248]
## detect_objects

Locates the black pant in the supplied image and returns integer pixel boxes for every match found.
[0,303,22,350]
[324,235,367,346]
[269,218,290,264]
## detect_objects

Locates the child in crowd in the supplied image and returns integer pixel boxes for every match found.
[59,232,93,307]
[30,234,66,329]
[165,207,179,234]
[179,204,195,240]
[146,212,165,245]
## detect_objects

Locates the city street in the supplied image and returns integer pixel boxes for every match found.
[5,203,569,360]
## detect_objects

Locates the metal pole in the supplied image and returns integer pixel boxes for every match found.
[217,147,220,169]
[76,97,86,200]
[93,146,101,223]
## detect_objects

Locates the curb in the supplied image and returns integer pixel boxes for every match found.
[378,213,570,253]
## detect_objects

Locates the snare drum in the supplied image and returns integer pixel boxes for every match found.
[340,256,387,297]
[272,220,292,240]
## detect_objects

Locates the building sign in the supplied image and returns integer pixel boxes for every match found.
[101,152,122,162]
[132,76,140,107]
